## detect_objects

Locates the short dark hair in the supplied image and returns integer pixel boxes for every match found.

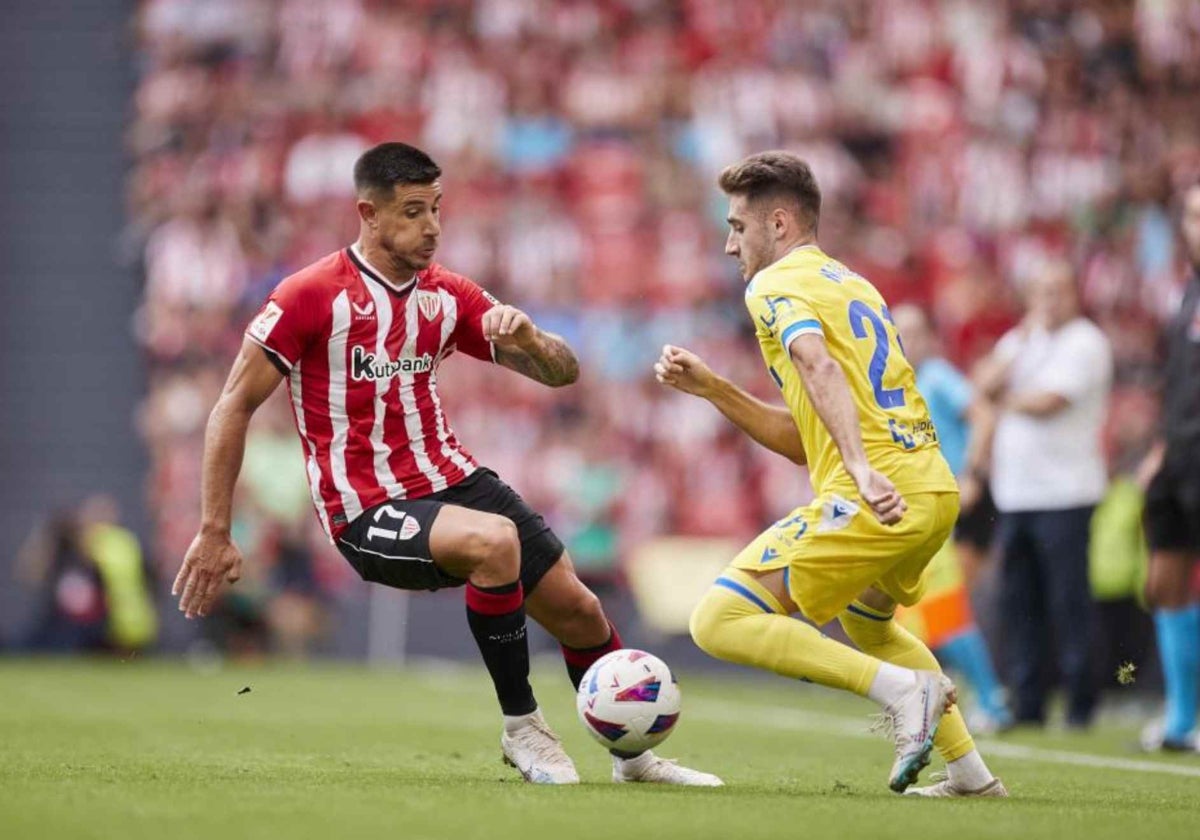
[718,151,821,233]
[354,142,441,198]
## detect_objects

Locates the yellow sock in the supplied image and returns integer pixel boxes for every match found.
[689,569,879,696]
[838,599,976,762]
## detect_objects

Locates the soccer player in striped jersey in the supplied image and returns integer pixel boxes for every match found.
[172,142,719,787]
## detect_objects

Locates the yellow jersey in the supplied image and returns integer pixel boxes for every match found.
[744,245,957,499]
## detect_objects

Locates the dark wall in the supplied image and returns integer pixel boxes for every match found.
[0,1,143,639]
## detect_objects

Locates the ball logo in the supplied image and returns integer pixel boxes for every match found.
[614,676,662,703]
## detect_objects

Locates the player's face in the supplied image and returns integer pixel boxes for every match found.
[370,181,442,272]
[1182,185,1200,268]
[725,194,773,281]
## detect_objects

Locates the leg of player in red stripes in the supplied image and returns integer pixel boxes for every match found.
[427,507,577,784]
[560,624,623,689]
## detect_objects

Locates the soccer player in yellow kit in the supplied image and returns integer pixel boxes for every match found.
[655,152,1006,797]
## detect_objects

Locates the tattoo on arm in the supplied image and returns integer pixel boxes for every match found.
[495,332,580,387]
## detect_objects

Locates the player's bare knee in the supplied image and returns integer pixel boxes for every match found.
[550,587,608,645]
[574,589,608,636]
[464,516,521,581]
[566,585,605,625]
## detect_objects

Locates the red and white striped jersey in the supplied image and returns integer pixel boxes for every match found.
[245,245,498,540]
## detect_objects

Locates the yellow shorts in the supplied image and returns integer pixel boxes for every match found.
[730,491,960,626]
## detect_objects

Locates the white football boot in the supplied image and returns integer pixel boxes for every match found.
[872,671,957,793]
[905,772,1009,798]
[612,751,724,786]
[501,710,580,784]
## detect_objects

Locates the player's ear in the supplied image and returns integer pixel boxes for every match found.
[771,207,789,240]
[356,198,378,229]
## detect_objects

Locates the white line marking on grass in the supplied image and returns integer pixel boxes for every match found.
[688,700,1200,779]
[972,741,1200,778]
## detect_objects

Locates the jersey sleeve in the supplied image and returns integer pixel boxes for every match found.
[744,275,823,353]
[245,275,321,371]
[446,273,500,362]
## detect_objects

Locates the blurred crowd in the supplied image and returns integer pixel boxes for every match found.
[124,0,1200,659]
[15,496,158,655]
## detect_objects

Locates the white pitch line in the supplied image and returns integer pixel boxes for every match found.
[688,699,1200,779]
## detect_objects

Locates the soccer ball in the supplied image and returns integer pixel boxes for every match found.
[576,649,682,753]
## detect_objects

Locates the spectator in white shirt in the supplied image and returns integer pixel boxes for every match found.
[974,260,1113,728]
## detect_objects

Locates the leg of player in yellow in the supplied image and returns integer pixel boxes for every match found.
[690,567,959,793]
[689,568,879,694]
[839,589,1006,797]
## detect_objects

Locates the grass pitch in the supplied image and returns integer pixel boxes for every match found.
[2,659,1198,840]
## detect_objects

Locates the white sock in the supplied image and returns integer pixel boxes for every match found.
[946,749,993,790]
[867,662,918,706]
[503,708,541,733]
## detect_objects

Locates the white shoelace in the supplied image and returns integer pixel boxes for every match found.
[512,719,569,765]
[868,712,896,740]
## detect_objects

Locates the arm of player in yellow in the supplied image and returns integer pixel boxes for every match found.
[654,344,806,465]
[787,334,907,525]
[173,337,285,619]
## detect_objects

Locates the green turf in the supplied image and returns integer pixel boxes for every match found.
[2,659,1198,840]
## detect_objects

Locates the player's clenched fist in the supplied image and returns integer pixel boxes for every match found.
[850,465,908,526]
[482,304,537,348]
[654,345,717,397]
[173,531,243,619]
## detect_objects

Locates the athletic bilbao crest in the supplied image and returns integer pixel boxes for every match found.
[398,517,421,540]
[417,290,442,321]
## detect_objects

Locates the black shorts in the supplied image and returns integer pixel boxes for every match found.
[1144,449,1200,553]
[954,484,998,550]
[336,468,565,593]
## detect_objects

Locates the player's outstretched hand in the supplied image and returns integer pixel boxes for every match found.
[173,530,243,619]
[851,466,908,526]
[654,345,717,398]
[483,304,537,349]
